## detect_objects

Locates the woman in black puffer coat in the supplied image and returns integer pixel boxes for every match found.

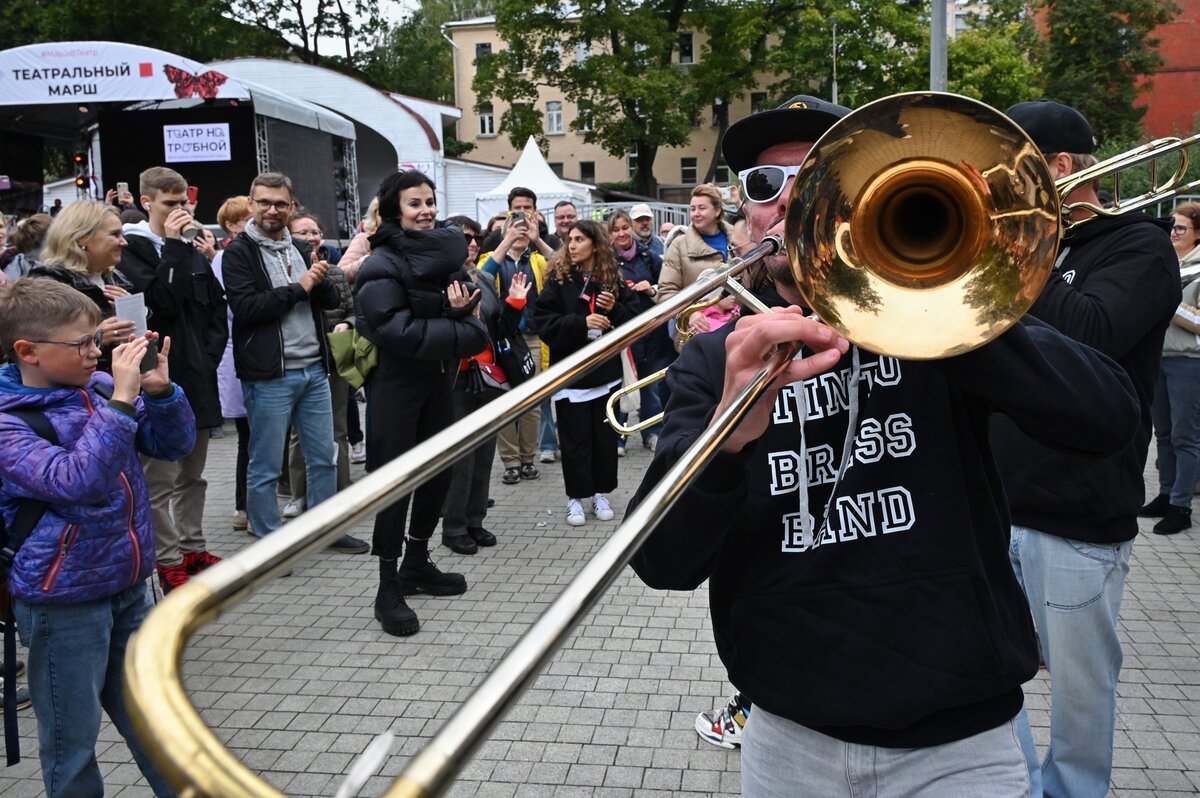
[354,171,489,637]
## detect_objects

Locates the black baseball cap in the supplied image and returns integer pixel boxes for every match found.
[1004,100,1096,154]
[722,95,852,173]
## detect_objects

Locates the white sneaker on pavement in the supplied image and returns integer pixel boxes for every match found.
[350,442,366,464]
[592,494,614,521]
[566,499,586,526]
[282,497,306,519]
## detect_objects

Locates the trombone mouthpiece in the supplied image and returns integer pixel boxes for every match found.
[762,235,783,254]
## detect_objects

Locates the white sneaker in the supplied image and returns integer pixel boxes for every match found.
[282,497,306,518]
[539,450,557,463]
[350,442,366,464]
[592,494,614,521]
[566,499,586,526]
[645,434,659,452]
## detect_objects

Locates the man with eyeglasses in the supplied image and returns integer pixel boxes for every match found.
[220,171,369,554]
[552,200,578,241]
[629,203,665,259]
[628,95,1145,796]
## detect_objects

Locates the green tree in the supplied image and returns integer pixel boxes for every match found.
[0,0,290,63]
[219,0,387,65]
[1039,0,1178,143]
[767,0,927,110]
[475,0,776,196]
[946,24,1043,110]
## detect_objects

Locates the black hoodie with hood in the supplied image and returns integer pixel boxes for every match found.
[629,289,1141,748]
[991,212,1180,543]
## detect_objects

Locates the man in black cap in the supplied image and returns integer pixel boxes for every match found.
[992,100,1180,798]
[627,96,1144,795]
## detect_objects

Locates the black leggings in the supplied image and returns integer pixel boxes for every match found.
[366,369,455,559]
[555,390,619,500]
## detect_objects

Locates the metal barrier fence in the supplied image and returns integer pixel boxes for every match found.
[573,201,689,232]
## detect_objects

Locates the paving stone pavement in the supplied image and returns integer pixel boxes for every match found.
[1,414,1199,797]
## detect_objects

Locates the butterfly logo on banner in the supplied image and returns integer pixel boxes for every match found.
[162,65,229,100]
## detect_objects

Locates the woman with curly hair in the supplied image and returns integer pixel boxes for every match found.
[533,220,638,526]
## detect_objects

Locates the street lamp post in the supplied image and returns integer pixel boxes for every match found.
[930,0,948,91]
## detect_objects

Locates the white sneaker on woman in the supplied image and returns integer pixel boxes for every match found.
[566,499,586,526]
[592,494,614,521]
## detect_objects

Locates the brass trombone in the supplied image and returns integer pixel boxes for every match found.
[124,92,1200,798]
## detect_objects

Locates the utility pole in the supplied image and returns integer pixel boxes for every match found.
[930,0,948,91]
[831,22,839,105]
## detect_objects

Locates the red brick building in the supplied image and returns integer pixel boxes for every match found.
[1138,0,1199,137]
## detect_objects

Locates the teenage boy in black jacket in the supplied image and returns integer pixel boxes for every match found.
[992,101,1181,798]
[628,96,1143,796]
[117,166,226,594]
[221,171,368,554]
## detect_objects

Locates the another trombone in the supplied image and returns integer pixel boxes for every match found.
[124,92,1200,798]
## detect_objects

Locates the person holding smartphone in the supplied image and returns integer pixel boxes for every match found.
[533,220,637,526]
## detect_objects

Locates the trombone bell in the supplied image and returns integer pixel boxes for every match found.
[785,92,1062,360]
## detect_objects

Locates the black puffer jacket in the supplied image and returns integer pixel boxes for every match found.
[117,234,227,429]
[532,269,638,389]
[353,220,488,374]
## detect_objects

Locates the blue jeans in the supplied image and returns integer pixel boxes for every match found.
[539,397,558,454]
[242,364,337,537]
[1151,356,1200,507]
[12,584,176,798]
[1009,525,1132,798]
[741,704,1028,797]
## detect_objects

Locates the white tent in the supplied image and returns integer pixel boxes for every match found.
[475,137,593,220]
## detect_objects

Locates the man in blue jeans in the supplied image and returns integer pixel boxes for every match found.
[221,171,368,553]
[992,100,1181,797]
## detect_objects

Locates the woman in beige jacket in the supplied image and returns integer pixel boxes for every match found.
[656,184,733,348]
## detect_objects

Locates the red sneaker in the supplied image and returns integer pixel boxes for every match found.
[182,550,222,575]
[157,562,190,594]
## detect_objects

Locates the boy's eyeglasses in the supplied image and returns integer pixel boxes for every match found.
[28,329,105,358]
[253,199,293,212]
[1171,224,1193,235]
[738,164,804,204]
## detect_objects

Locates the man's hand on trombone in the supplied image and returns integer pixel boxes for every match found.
[717,307,849,453]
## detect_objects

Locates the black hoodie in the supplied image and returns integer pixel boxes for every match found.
[629,292,1140,747]
[991,212,1180,544]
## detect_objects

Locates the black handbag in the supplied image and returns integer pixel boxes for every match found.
[495,319,536,386]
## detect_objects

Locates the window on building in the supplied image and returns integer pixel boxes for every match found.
[478,103,495,137]
[714,159,730,184]
[751,92,769,115]
[678,32,695,65]
[575,40,590,63]
[547,101,564,134]
[475,42,492,62]
[712,99,726,128]
[627,143,639,180]
[580,161,596,182]
[577,101,593,132]
[689,104,700,128]
[682,157,698,184]
[548,162,564,178]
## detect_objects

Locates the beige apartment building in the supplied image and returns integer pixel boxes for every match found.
[444,15,778,199]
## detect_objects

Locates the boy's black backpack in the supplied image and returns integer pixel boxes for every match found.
[0,406,60,766]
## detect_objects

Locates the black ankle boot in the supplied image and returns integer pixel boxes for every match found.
[398,539,467,596]
[1139,494,1171,518]
[375,558,419,636]
[1153,505,1192,535]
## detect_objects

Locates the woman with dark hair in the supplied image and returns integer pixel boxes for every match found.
[354,171,489,636]
[608,209,672,453]
[2,212,52,280]
[533,220,637,526]
[1141,201,1200,534]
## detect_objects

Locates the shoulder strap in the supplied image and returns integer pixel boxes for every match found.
[0,408,59,767]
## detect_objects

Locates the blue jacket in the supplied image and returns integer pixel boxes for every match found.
[0,365,195,604]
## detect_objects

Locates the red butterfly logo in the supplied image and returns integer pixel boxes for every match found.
[162,65,229,100]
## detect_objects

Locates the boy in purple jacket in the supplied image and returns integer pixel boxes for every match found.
[0,278,194,798]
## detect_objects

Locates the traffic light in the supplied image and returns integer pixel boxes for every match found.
[73,152,88,192]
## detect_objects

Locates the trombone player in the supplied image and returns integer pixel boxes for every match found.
[992,100,1181,798]
[628,96,1144,796]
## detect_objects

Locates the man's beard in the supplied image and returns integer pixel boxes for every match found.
[260,218,287,235]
